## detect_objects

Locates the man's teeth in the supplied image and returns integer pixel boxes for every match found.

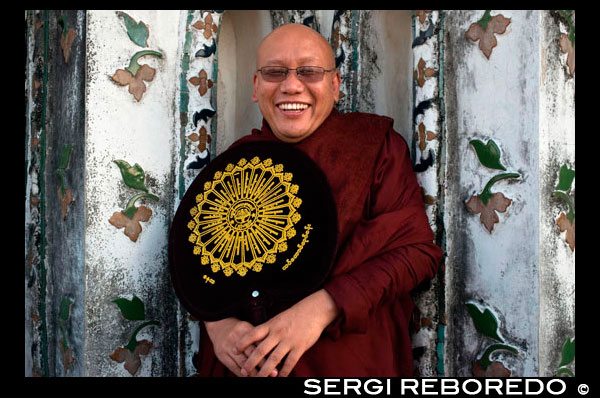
[278,103,309,110]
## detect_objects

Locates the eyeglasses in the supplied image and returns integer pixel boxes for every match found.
[257,66,335,83]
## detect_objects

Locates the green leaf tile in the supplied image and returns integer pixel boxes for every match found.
[466,302,504,342]
[113,295,146,321]
[116,11,149,48]
[555,164,575,192]
[58,144,72,170]
[470,139,507,171]
[59,296,74,321]
[114,160,148,192]
[558,337,575,368]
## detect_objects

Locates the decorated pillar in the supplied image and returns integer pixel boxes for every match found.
[443,10,574,377]
[25,10,88,377]
[176,10,224,375]
[410,10,446,377]
[83,10,183,376]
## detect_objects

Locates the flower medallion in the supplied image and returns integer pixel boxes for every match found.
[187,156,301,277]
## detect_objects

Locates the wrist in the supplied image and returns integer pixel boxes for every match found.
[310,289,340,329]
[204,317,232,334]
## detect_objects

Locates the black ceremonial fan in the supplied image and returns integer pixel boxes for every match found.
[168,141,337,325]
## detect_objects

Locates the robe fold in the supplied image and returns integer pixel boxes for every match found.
[196,108,443,376]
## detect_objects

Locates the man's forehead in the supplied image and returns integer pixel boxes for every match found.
[262,23,324,42]
[261,55,321,66]
[257,25,334,67]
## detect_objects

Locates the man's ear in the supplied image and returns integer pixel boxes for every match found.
[252,72,259,103]
[332,70,341,103]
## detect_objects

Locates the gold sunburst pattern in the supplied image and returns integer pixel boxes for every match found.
[187,156,302,277]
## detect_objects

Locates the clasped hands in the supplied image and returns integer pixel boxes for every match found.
[204,289,339,377]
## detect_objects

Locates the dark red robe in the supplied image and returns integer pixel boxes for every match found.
[196,108,443,376]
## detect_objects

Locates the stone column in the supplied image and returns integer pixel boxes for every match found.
[82,10,184,377]
[25,9,88,377]
[443,10,574,377]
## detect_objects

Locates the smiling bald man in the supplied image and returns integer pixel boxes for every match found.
[197,23,442,378]
[252,23,340,143]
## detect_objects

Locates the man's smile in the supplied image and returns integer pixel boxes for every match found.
[276,102,311,113]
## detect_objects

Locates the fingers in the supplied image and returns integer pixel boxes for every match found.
[221,353,246,377]
[230,346,253,370]
[277,349,302,377]
[216,344,248,376]
[234,324,269,356]
[244,346,255,358]
[255,344,289,377]
[205,318,254,376]
[241,336,280,377]
[229,345,277,377]
[240,343,292,377]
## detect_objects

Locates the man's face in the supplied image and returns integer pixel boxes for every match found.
[252,25,341,143]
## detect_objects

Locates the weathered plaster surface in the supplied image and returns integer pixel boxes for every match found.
[43,10,87,377]
[538,10,575,376]
[25,9,44,377]
[314,10,335,42]
[179,11,222,181]
[410,10,445,377]
[85,10,180,376]
[172,10,197,376]
[332,10,359,114]
[216,10,271,156]
[444,10,541,376]
[358,11,413,141]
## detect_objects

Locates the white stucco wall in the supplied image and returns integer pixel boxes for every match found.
[538,10,575,376]
[216,10,271,156]
[85,10,181,376]
[443,10,574,377]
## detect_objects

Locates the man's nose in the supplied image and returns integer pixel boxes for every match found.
[279,70,305,93]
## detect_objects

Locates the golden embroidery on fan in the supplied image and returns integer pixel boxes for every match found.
[282,224,312,271]
[187,157,302,276]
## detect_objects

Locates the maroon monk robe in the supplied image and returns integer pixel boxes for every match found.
[196,108,443,377]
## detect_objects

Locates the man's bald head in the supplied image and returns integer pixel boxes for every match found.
[256,24,336,70]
